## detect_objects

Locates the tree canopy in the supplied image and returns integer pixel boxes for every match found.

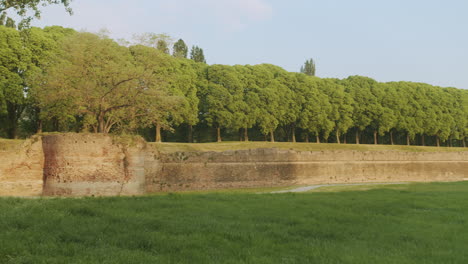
[0,25,466,147]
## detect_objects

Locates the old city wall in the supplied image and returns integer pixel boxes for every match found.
[1,134,467,196]
[41,134,146,196]
[145,145,468,192]
[0,137,44,196]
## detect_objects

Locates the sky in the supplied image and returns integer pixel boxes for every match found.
[30,0,468,89]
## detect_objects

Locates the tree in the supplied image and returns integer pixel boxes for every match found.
[0,12,5,25]
[23,26,76,134]
[319,79,354,143]
[133,32,172,50]
[190,45,206,63]
[232,65,261,141]
[0,0,72,28]
[0,26,30,138]
[173,39,188,58]
[129,44,184,142]
[300,58,316,76]
[200,82,233,142]
[251,64,292,142]
[32,32,161,133]
[295,74,333,143]
[343,76,382,144]
[201,64,242,142]
[156,39,169,54]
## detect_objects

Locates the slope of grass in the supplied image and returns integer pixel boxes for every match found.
[152,141,467,153]
[1,181,468,263]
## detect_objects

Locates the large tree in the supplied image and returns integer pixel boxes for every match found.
[342,76,381,144]
[32,32,165,133]
[201,64,242,142]
[0,26,30,138]
[296,74,333,143]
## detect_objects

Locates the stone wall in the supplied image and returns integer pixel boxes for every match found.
[0,137,44,196]
[42,134,146,196]
[1,134,467,196]
[145,146,468,192]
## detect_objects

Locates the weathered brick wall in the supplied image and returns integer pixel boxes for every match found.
[0,137,44,196]
[42,134,146,196]
[1,134,467,196]
[145,146,468,192]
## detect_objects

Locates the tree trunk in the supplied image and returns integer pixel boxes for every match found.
[270,131,275,142]
[217,127,222,142]
[390,131,394,145]
[6,102,22,139]
[406,134,410,146]
[422,134,425,146]
[98,114,105,133]
[436,136,440,147]
[37,119,43,134]
[343,134,347,144]
[52,117,59,132]
[305,134,309,143]
[373,130,378,145]
[316,135,320,144]
[355,129,360,144]
[291,124,296,143]
[336,130,341,144]
[188,125,193,143]
[36,107,43,134]
[244,128,249,142]
[155,123,162,143]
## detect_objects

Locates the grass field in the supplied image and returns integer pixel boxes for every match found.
[152,141,467,153]
[1,182,468,263]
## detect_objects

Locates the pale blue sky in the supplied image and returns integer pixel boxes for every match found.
[30,0,468,89]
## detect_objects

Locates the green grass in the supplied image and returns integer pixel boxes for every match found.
[152,141,467,153]
[0,139,26,151]
[1,182,468,263]
[306,183,411,193]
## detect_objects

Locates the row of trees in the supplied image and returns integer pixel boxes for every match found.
[0,26,467,147]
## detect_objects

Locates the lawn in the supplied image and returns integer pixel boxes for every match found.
[1,182,468,263]
[152,141,467,153]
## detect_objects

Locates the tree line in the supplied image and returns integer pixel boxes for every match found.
[0,26,467,147]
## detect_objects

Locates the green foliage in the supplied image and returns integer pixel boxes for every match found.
[0,27,466,146]
[1,182,468,263]
[190,45,206,63]
[156,39,169,54]
[32,32,175,133]
[300,58,316,76]
[173,39,188,58]
[133,32,172,50]
[0,25,30,138]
